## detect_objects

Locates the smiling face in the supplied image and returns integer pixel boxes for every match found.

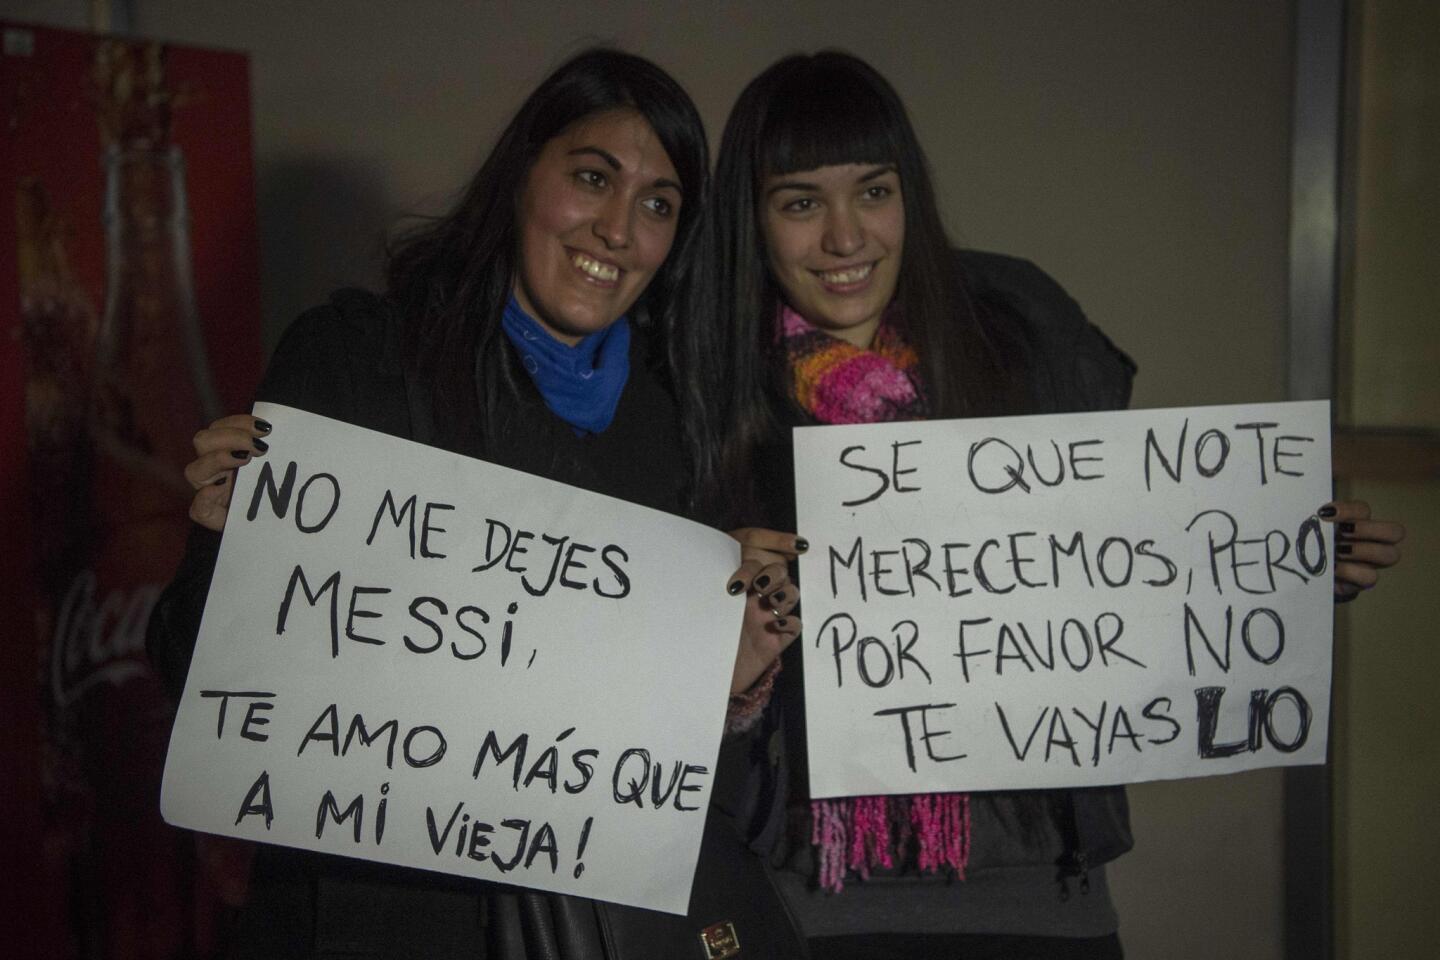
[760,162,904,348]
[514,109,683,345]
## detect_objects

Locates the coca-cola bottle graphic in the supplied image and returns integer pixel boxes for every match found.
[16,180,97,600]
[90,143,221,514]
[16,175,101,960]
[45,38,224,959]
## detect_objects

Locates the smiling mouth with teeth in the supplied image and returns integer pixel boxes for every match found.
[816,263,874,285]
[571,251,620,283]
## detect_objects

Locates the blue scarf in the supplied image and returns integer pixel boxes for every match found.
[501,295,631,436]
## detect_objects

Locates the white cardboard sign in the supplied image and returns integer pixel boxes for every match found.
[160,403,743,915]
[794,401,1333,797]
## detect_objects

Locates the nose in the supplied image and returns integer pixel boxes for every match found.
[593,195,633,250]
[822,204,864,258]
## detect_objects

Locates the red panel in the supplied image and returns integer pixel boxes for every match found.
[2,20,262,958]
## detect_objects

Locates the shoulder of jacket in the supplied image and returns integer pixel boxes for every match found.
[285,287,392,343]
[952,249,1083,337]
[274,288,402,368]
[953,248,1137,411]
[953,248,1052,288]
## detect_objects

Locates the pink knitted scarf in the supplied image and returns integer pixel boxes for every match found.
[780,304,972,893]
[781,304,925,424]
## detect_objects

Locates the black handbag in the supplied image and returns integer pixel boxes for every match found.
[486,807,808,960]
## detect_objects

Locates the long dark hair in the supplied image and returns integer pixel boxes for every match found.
[697,51,1008,524]
[707,51,1058,845]
[386,48,709,464]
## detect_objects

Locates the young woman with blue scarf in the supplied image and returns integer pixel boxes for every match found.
[146,49,804,959]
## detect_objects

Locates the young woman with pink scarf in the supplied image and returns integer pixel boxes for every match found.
[700,51,1404,959]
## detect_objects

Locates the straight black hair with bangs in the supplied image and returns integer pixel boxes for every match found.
[693,50,1007,525]
[753,60,900,180]
[695,50,1058,844]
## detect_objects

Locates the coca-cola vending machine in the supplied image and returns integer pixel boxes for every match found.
[1,21,262,959]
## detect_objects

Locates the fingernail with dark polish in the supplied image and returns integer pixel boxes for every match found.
[755,574,771,590]
[775,617,788,627]
[794,537,809,553]
[253,438,269,453]
[232,449,250,459]
[728,580,745,595]
[1337,543,1353,555]
[213,475,227,486]
[1339,522,1355,535]
[1318,505,1337,518]
[254,418,272,433]
[770,590,785,604]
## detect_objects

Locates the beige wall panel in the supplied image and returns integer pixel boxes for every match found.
[1334,2,1440,958]
[1345,0,1440,429]
[1332,479,1440,959]
[1113,771,1284,957]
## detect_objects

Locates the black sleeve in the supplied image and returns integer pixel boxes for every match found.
[146,524,222,702]
[143,295,384,702]
[1047,286,1136,414]
[959,250,1137,414]
[254,298,365,414]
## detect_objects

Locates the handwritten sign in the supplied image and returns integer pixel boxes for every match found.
[160,403,743,914]
[794,401,1333,797]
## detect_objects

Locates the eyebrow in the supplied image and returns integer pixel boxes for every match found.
[568,146,683,194]
[568,146,622,170]
[765,164,898,197]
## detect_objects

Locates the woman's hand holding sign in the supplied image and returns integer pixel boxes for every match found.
[183,415,271,531]
[1321,500,1405,601]
[727,527,804,696]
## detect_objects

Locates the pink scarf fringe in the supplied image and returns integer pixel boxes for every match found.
[811,794,971,893]
[785,304,971,894]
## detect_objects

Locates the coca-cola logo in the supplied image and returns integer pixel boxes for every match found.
[51,569,158,706]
